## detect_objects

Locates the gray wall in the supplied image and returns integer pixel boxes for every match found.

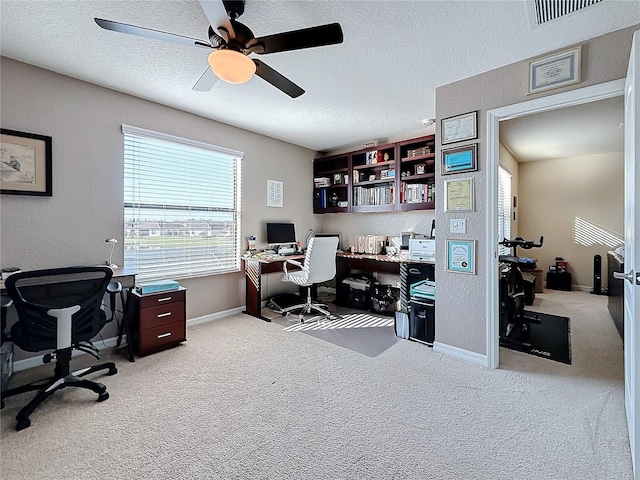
[433,24,638,356]
[1,58,319,358]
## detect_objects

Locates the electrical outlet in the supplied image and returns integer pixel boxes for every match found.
[450,219,467,233]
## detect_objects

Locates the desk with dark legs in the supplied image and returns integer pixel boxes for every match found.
[242,253,434,321]
[243,255,305,321]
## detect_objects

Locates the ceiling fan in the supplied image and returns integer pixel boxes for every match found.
[94,0,344,98]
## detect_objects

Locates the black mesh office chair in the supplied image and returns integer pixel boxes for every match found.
[1,266,117,431]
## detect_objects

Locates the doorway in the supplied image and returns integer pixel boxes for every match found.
[485,79,625,368]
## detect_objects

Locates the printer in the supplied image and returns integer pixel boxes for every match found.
[409,238,435,262]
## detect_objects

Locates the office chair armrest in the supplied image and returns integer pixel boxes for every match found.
[282,259,305,277]
[47,305,81,350]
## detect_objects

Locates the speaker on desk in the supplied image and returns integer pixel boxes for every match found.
[591,254,606,295]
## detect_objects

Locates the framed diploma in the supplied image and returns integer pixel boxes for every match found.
[446,239,476,274]
[444,177,474,212]
[441,111,477,145]
[528,46,581,95]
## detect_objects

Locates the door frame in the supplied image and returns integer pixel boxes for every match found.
[485,79,625,369]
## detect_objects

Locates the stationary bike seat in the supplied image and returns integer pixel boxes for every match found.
[499,255,519,263]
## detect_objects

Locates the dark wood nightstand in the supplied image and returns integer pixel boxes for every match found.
[129,287,186,356]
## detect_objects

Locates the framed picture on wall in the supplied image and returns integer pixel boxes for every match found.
[446,239,476,274]
[528,46,581,95]
[442,144,477,175]
[0,129,52,196]
[441,111,478,145]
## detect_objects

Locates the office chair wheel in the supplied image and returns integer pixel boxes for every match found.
[97,391,109,402]
[108,366,118,375]
[15,418,30,431]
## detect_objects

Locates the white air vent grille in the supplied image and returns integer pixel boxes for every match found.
[534,0,603,24]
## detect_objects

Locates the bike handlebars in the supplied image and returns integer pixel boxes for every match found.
[499,236,544,250]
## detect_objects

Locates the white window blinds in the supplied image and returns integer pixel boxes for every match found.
[123,125,243,282]
[498,166,512,256]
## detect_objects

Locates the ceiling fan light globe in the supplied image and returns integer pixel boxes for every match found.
[208,50,255,84]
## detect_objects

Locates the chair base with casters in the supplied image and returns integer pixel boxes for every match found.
[1,305,117,431]
[2,266,117,431]
[280,285,333,323]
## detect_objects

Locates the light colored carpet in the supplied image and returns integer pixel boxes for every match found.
[0,290,632,479]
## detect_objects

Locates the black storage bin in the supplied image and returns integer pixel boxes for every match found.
[547,271,572,291]
[370,284,400,316]
[410,298,435,346]
[347,289,370,310]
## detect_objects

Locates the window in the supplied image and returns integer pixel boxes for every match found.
[123,125,242,282]
[498,166,512,256]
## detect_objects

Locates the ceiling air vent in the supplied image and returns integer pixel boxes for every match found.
[533,0,603,25]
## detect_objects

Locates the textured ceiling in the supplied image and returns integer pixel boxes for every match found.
[1,0,639,152]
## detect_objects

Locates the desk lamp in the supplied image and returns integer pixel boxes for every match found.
[104,238,118,269]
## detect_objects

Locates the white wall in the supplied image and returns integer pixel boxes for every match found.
[0,58,319,336]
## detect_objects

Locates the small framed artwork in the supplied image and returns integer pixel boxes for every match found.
[446,239,476,274]
[366,150,378,164]
[441,111,478,145]
[1,129,52,196]
[444,177,474,212]
[414,164,426,175]
[442,144,477,175]
[333,173,343,184]
[528,46,581,95]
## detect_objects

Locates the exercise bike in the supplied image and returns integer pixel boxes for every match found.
[498,236,543,348]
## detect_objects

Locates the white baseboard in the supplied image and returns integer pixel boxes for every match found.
[433,341,488,367]
[186,306,245,327]
[11,307,245,373]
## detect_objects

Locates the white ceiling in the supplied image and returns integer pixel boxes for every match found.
[500,95,625,162]
[1,1,638,152]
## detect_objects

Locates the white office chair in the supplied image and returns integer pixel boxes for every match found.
[281,236,339,322]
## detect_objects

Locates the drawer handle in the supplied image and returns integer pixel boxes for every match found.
[157,312,172,318]
[157,332,172,339]
[157,297,172,302]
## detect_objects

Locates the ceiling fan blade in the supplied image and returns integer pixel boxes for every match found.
[94,18,211,48]
[253,60,304,98]
[252,23,343,55]
[198,0,235,41]
[193,67,219,92]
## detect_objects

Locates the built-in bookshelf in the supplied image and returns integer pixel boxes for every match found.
[313,134,435,214]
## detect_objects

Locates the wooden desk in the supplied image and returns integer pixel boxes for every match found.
[242,254,305,321]
[242,253,434,321]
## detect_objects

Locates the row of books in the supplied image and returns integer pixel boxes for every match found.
[353,234,388,254]
[352,186,394,206]
[400,183,434,204]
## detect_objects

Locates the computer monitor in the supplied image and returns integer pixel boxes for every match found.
[266,222,296,246]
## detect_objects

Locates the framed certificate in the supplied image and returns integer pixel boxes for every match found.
[446,239,476,274]
[441,111,478,145]
[444,177,474,212]
[442,144,477,175]
[528,46,581,95]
